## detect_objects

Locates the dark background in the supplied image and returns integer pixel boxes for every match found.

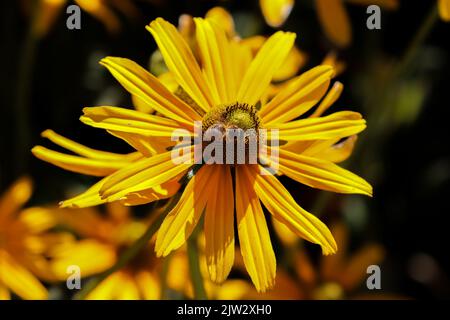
[1,0,449,299]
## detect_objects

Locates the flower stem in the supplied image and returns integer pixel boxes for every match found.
[187,232,207,300]
[73,194,181,300]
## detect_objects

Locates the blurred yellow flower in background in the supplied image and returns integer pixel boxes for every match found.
[259,0,399,48]
[439,0,450,21]
[43,16,373,293]
[47,203,169,299]
[23,0,140,38]
[0,177,69,300]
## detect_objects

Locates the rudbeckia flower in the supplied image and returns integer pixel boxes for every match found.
[0,177,69,300]
[259,0,399,48]
[35,17,372,292]
[439,0,450,21]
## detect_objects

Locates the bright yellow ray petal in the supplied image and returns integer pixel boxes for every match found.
[80,106,192,138]
[119,179,181,206]
[18,207,57,233]
[315,0,351,48]
[100,56,201,125]
[99,148,193,202]
[32,146,130,177]
[251,165,337,255]
[439,0,450,21]
[205,7,236,37]
[259,65,334,124]
[86,272,123,300]
[310,81,344,118]
[259,0,294,27]
[237,31,296,106]
[0,177,32,221]
[272,45,307,82]
[59,178,107,208]
[194,18,237,104]
[0,250,48,300]
[235,165,276,292]
[107,131,172,158]
[204,165,235,283]
[267,111,366,141]
[155,165,215,257]
[40,129,139,161]
[273,148,372,196]
[302,135,358,163]
[147,18,214,112]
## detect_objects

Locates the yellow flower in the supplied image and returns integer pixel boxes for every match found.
[439,0,450,21]
[260,0,399,48]
[42,17,373,292]
[0,177,67,300]
[32,129,179,208]
[26,0,140,38]
[47,203,171,299]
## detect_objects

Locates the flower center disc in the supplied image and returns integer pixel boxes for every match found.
[201,103,261,165]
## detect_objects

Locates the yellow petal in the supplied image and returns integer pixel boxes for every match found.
[315,0,351,48]
[86,271,126,300]
[0,283,10,300]
[259,0,294,27]
[132,94,154,114]
[205,7,236,37]
[303,135,358,163]
[310,81,344,118]
[235,165,276,292]
[99,148,193,202]
[119,179,181,206]
[0,177,32,221]
[251,165,337,255]
[0,250,48,300]
[75,0,120,33]
[439,0,450,21]
[107,130,173,157]
[32,146,130,177]
[204,166,235,283]
[147,18,214,112]
[194,18,237,104]
[50,240,116,279]
[155,165,215,257]
[271,216,298,246]
[272,45,307,82]
[260,65,334,124]
[267,111,366,141]
[320,222,348,280]
[100,56,201,125]
[135,271,160,300]
[60,179,108,208]
[18,207,57,233]
[237,31,296,106]
[40,129,139,161]
[80,106,192,138]
[274,148,373,196]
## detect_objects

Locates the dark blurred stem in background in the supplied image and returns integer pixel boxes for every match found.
[187,227,207,300]
[14,0,40,175]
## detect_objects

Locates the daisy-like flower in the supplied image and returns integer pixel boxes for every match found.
[37,17,372,292]
[439,0,450,21]
[47,203,175,300]
[0,177,69,300]
[259,0,399,48]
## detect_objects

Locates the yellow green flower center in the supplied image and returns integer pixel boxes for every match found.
[202,102,260,132]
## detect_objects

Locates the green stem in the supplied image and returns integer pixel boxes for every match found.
[187,233,207,300]
[73,194,181,300]
[393,3,439,78]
